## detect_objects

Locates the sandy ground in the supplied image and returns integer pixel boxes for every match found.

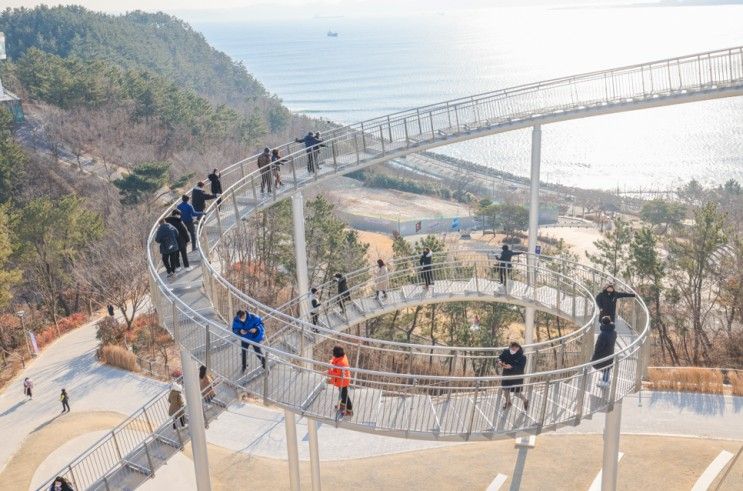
[327,186,466,221]
[0,411,125,489]
[206,434,742,491]
[356,230,394,263]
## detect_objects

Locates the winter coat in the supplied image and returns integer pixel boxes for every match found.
[165,216,190,246]
[328,355,351,388]
[60,391,69,403]
[271,153,285,170]
[498,249,523,266]
[419,251,433,270]
[592,322,618,370]
[200,375,216,400]
[296,134,320,150]
[191,187,215,212]
[336,276,350,300]
[499,348,526,387]
[168,388,184,417]
[155,223,180,256]
[257,152,271,170]
[595,288,636,320]
[232,314,265,343]
[207,172,223,195]
[176,201,201,223]
[310,294,321,314]
[375,265,390,291]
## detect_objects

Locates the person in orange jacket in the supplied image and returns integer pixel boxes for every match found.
[327,346,353,416]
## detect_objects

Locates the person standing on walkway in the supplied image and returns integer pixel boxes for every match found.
[232,310,266,371]
[257,147,272,194]
[177,195,202,251]
[207,168,223,208]
[168,382,186,429]
[23,377,32,400]
[155,219,180,278]
[419,248,434,289]
[271,149,284,189]
[310,287,321,332]
[334,273,351,314]
[375,259,389,299]
[595,283,636,322]
[296,131,320,173]
[498,342,529,411]
[191,181,216,214]
[199,365,216,403]
[312,132,326,169]
[60,389,70,413]
[165,210,191,272]
[50,476,74,491]
[592,316,618,387]
[328,346,353,416]
[495,244,523,285]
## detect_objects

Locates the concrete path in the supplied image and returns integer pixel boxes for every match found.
[0,319,167,474]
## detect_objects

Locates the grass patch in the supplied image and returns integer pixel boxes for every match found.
[100,344,139,372]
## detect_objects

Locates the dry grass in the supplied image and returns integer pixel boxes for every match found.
[648,367,724,394]
[100,344,139,372]
[728,371,743,396]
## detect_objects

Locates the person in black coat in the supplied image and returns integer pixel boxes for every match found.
[334,273,350,314]
[419,248,434,288]
[496,244,523,285]
[498,342,529,410]
[207,169,223,195]
[592,316,617,387]
[595,283,636,322]
[154,219,180,277]
[165,210,191,270]
[191,181,216,213]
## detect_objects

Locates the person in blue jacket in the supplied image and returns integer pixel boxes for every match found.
[498,342,529,411]
[232,310,266,371]
[176,195,202,251]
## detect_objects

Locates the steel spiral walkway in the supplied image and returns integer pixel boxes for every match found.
[38,46,743,490]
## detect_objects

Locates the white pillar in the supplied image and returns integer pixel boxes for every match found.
[292,192,310,319]
[307,419,322,491]
[284,409,301,491]
[525,125,541,360]
[180,347,212,491]
[601,401,623,491]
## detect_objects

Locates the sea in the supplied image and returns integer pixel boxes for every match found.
[194,4,743,191]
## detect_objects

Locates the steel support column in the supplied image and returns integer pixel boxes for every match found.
[180,346,212,491]
[601,400,623,491]
[307,418,322,491]
[292,193,310,320]
[284,410,301,491]
[525,125,541,363]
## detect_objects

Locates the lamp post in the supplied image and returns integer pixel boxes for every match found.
[16,310,31,356]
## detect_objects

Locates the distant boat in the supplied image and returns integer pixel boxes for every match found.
[327,30,338,37]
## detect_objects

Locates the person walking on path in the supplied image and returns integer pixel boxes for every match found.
[271,149,284,189]
[207,169,223,208]
[296,131,322,173]
[419,248,434,289]
[165,210,191,271]
[191,181,217,214]
[23,377,32,400]
[328,346,353,416]
[199,365,216,403]
[375,259,390,299]
[498,342,529,411]
[60,389,70,413]
[592,316,618,387]
[595,283,636,322]
[310,287,321,332]
[50,476,74,491]
[232,310,266,371]
[177,195,202,251]
[168,382,186,429]
[334,273,351,314]
[155,219,180,278]
[495,244,523,286]
[257,147,272,194]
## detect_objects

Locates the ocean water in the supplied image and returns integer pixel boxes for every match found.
[195,5,743,191]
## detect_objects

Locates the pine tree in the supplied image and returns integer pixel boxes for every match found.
[585,216,633,279]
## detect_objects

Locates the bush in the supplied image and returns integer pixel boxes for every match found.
[648,367,724,394]
[101,345,139,372]
[729,371,743,396]
[35,313,88,349]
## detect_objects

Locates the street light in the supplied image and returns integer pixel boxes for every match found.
[15,310,34,357]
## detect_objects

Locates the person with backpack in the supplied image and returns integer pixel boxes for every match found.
[191,181,217,213]
[592,316,618,387]
[495,244,523,285]
[375,259,390,299]
[232,309,266,372]
[176,195,202,251]
[165,209,191,271]
[334,273,351,314]
[60,389,70,413]
[595,283,636,322]
[23,377,32,400]
[419,248,434,289]
[154,219,181,278]
[168,382,186,429]
[328,346,353,417]
[309,287,321,332]
[498,342,529,411]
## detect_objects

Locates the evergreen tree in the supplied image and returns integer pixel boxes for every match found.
[585,216,633,279]
[113,162,170,205]
[0,207,21,309]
